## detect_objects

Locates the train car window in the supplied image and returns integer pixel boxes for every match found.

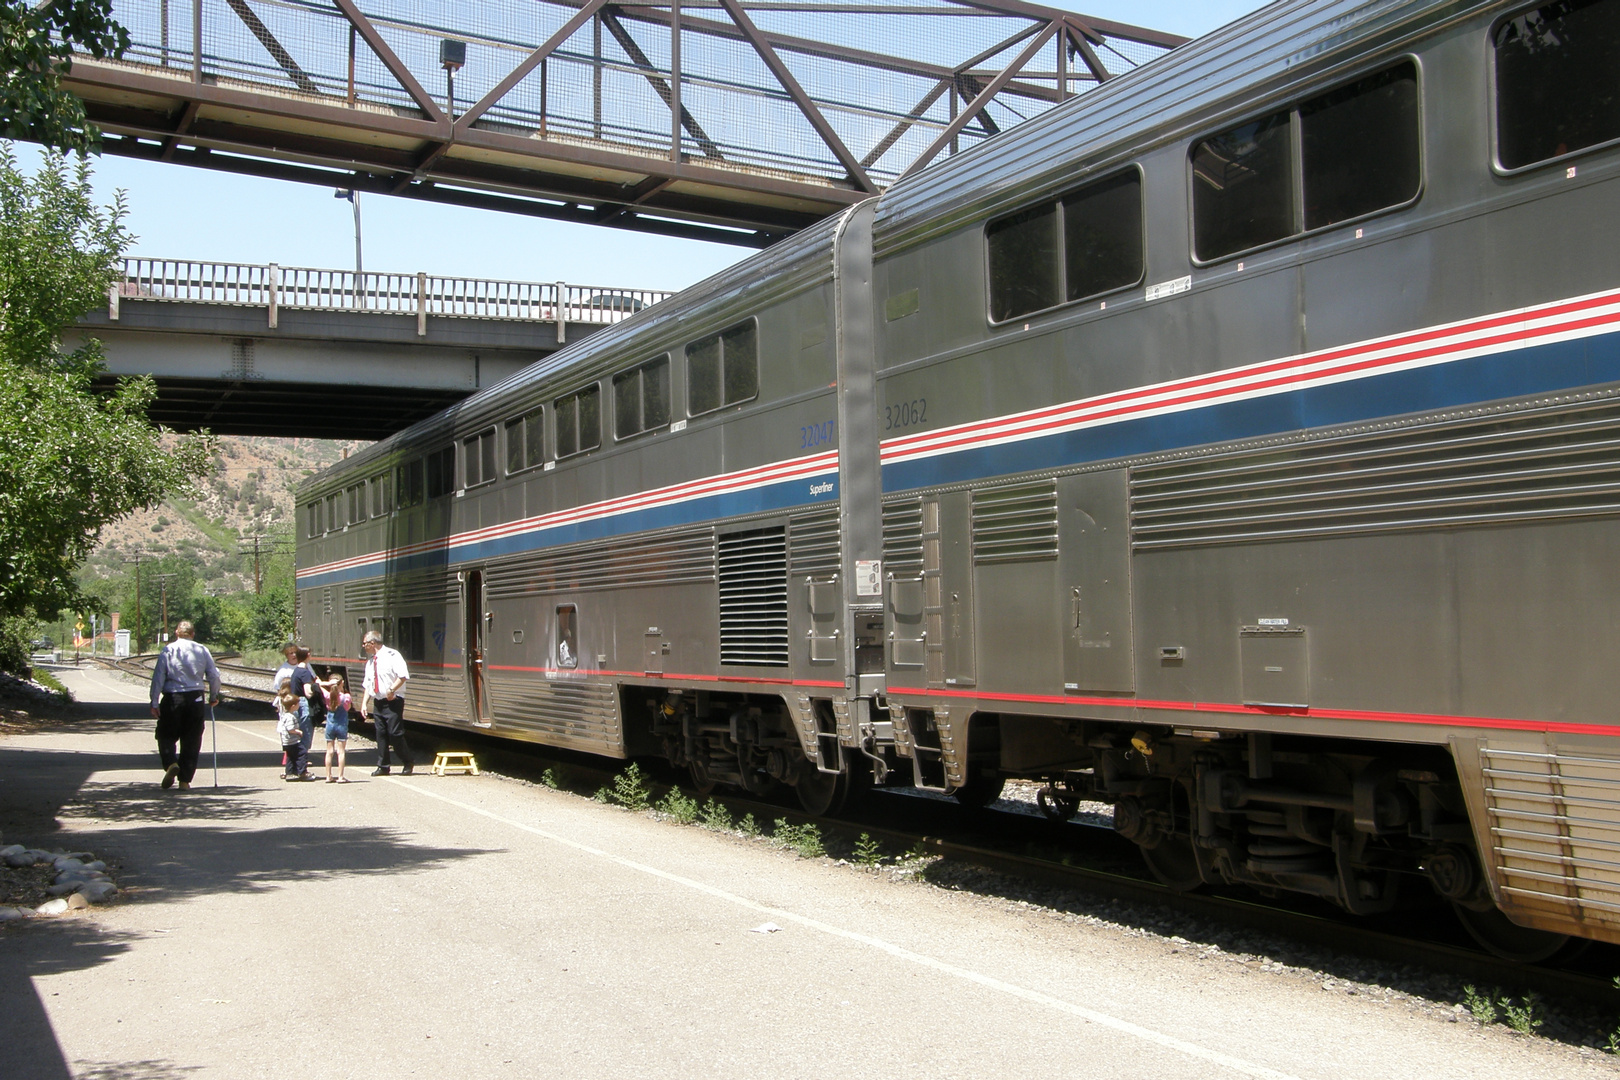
[985,170,1143,322]
[425,446,455,499]
[305,501,322,538]
[369,471,392,517]
[347,483,366,525]
[614,355,672,439]
[1301,62,1419,229]
[987,202,1059,321]
[462,428,497,489]
[397,615,426,664]
[556,605,578,668]
[505,407,545,474]
[1495,0,1620,169]
[554,385,602,459]
[1192,110,1294,261]
[325,492,343,532]
[396,459,424,509]
[1063,171,1145,302]
[687,321,758,416]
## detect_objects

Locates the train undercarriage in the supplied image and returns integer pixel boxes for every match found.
[627,687,1572,962]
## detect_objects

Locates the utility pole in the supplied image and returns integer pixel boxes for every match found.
[124,554,144,652]
[238,534,294,595]
[240,534,265,595]
[153,573,179,644]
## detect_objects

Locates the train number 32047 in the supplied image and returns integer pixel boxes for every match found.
[885,397,927,430]
[801,420,835,448]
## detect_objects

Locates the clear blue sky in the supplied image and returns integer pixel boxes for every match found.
[22,1,1267,292]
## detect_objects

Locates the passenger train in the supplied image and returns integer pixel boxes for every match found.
[298,0,1620,960]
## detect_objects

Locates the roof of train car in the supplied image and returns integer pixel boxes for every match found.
[304,207,854,489]
[873,0,1494,253]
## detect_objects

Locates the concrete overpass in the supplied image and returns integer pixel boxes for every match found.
[70,258,672,439]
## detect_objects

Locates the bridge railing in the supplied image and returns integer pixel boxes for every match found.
[111,258,675,337]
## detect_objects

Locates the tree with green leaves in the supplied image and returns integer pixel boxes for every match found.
[0,0,128,153]
[0,146,212,671]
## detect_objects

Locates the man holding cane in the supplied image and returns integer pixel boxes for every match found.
[148,621,222,791]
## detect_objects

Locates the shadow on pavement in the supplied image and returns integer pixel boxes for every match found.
[0,921,140,1080]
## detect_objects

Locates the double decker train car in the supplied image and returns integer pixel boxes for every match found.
[298,0,1620,959]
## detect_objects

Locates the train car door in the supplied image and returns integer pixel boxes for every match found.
[1058,471,1134,693]
[462,569,493,725]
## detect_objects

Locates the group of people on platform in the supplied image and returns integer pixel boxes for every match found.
[149,624,416,788]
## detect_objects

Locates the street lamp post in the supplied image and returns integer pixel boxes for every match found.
[334,188,363,307]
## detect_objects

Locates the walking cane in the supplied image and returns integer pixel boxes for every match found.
[209,700,219,788]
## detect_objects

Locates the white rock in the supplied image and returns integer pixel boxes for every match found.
[52,857,85,872]
[35,898,69,915]
[45,880,83,897]
[65,892,90,910]
[3,851,34,868]
[83,861,106,872]
[0,907,27,921]
[77,880,118,904]
[0,844,24,858]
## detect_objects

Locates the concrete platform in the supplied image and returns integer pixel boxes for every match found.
[0,667,1610,1080]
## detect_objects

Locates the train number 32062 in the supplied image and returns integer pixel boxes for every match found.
[885,397,927,430]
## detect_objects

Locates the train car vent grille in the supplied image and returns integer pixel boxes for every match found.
[1130,399,1620,550]
[1479,744,1620,932]
[789,509,841,575]
[321,588,334,616]
[717,526,789,667]
[882,499,924,571]
[344,581,385,611]
[486,527,715,598]
[972,482,1058,563]
[389,573,459,606]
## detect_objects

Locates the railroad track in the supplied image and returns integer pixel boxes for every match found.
[81,656,1620,1005]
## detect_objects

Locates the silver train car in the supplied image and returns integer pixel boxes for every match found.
[298,0,1620,959]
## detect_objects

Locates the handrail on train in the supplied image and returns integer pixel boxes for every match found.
[107,257,676,337]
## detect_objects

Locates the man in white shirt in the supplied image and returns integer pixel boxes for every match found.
[361,630,416,775]
[148,621,222,790]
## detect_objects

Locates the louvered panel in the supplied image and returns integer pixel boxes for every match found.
[972,481,1058,563]
[485,528,715,599]
[390,573,459,606]
[321,587,334,616]
[1131,399,1620,550]
[401,671,462,723]
[344,580,385,611]
[487,674,622,754]
[883,498,924,572]
[718,527,789,667]
[1480,745,1620,931]
[789,509,841,575]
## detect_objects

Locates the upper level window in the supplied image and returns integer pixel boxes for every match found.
[305,501,322,539]
[396,459,424,509]
[1495,0,1620,170]
[462,428,497,489]
[370,471,392,517]
[325,492,342,533]
[687,321,757,416]
[554,384,602,460]
[346,483,366,525]
[1192,61,1419,261]
[425,446,455,499]
[613,355,671,440]
[505,407,545,474]
[986,168,1144,322]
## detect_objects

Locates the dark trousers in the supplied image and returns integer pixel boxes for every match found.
[372,697,414,769]
[156,693,207,783]
[297,701,316,773]
[284,740,308,777]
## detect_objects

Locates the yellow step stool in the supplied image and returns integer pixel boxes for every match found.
[431,752,480,777]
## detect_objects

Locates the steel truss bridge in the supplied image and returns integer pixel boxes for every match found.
[67,0,1183,247]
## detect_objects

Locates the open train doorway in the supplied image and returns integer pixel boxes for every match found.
[463,569,493,725]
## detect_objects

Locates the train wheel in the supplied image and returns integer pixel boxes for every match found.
[1140,835,1205,892]
[1452,903,1576,963]
[951,773,1006,808]
[795,751,870,816]
[1037,786,1080,821]
[689,759,717,797]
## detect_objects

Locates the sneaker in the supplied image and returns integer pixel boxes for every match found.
[400,766,414,776]
[284,774,297,781]
[371,768,390,776]
[161,764,178,790]
[178,781,190,790]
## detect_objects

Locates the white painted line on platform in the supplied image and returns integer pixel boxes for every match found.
[389,778,1307,1080]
